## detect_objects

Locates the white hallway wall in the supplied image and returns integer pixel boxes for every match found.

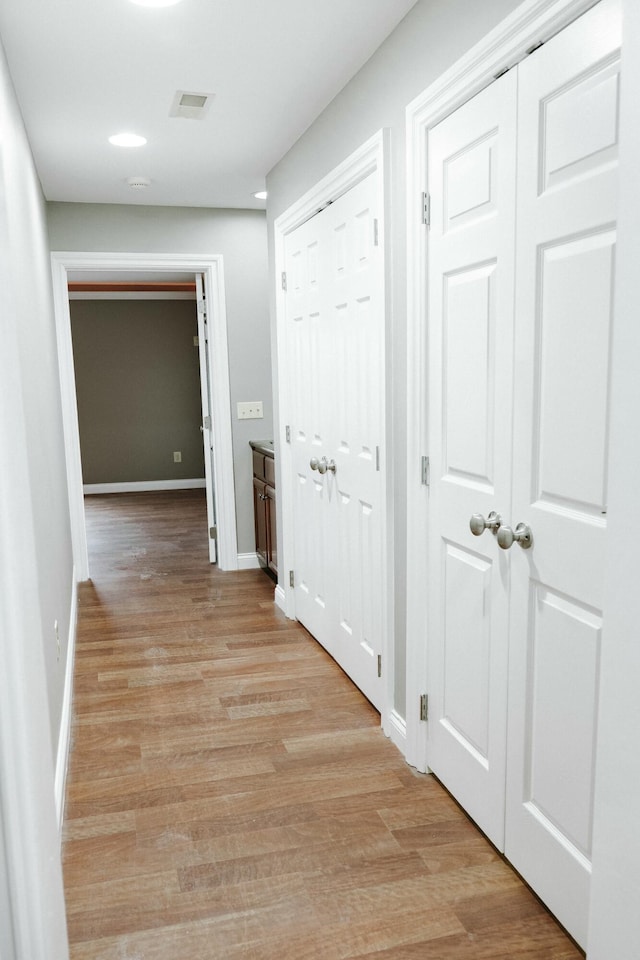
[47,202,271,557]
[266,0,522,718]
[0,33,69,960]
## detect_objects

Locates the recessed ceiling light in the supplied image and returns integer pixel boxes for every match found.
[109,133,147,148]
[253,191,267,201]
[129,0,183,7]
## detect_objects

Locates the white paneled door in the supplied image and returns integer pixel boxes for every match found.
[284,171,384,710]
[505,2,620,943]
[195,272,217,563]
[425,0,619,946]
[426,68,517,851]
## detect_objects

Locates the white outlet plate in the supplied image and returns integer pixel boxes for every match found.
[237,401,263,420]
[173,451,182,463]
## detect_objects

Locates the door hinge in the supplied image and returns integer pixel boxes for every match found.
[377,654,382,678]
[281,271,287,292]
[197,298,206,314]
[373,218,380,247]
[289,570,295,588]
[421,191,431,227]
[203,415,211,430]
[285,424,291,443]
[420,693,428,722]
[376,445,380,472]
[421,455,430,487]
[209,526,217,540]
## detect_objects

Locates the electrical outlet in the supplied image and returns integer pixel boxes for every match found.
[173,451,182,463]
[193,335,199,347]
[237,401,263,420]
[54,620,60,661]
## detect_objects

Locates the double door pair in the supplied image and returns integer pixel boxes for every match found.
[284,172,385,711]
[425,0,619,946]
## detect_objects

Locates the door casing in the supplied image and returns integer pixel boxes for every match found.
[51,251,238,578]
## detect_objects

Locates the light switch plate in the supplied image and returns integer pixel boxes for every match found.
[237,401,263,420]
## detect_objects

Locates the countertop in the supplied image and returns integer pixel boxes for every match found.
[249,439,274,458]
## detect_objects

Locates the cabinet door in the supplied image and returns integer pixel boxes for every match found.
[266,485,277,576]
[253,477,268,566]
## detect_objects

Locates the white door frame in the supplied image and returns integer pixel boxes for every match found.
[405,0,602,771]
[273,130,395,734]
[51,251,238,577]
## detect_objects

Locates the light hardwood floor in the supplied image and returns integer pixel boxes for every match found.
[62,491,583,959]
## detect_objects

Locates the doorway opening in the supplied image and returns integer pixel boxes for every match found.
[51,252,238,579]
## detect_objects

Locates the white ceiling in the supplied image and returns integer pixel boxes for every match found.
[0,0,417,209]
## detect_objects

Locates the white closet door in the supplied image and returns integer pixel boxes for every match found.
[425,70,517,849]
[285,171,385,710]
[505,0,620,947]
[195,273,217,563]
[286,213,335,648]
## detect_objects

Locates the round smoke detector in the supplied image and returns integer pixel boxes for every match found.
[126,176,151,189]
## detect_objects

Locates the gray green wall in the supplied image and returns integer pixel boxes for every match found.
[48,203,271,555]
[70,299,205,484]
[266,0,523,719]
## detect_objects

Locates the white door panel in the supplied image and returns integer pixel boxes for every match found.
[426,69,517,850]
[286,217,335,648]
[284,171,384,710]
[505,1,620,945]
[195,273,217,564]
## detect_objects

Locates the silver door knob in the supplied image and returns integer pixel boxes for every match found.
[310,457,320,471]
[497,522,532,550]
[469,511,501,536]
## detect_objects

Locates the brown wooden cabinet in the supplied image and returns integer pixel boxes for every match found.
[250,442,276,580]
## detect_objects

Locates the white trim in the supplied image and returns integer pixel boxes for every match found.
[0,800,15,958]
[385,709,407,757]
[237,552,261,570]
[51,252,239,574]
[405,0,604,772]
[51,256,89,581]
[274,130,392,730]
[83,479,206,495]
[274,584,287,613]
[54,572,77,835]
[69,291,195,301]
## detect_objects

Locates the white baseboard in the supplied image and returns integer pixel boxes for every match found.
[55,570,78,837]
[83,479,206,495]
[274,584,286,612]
[384,708,407,758]
[237,552,261,570]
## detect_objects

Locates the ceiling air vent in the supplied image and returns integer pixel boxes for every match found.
[169,90,215,120]
[126,176,151,189]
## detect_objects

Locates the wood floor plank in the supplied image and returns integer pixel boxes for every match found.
[62,491,583,959]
